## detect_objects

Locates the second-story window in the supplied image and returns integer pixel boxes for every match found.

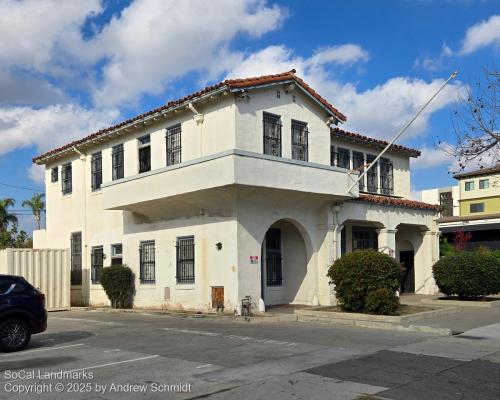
[138,135,151,173]
[380,157,394,195]
[263,112,282,157]
[91,152,102,191]
[166,124,182,166]
[352,151,365,191]
[479,179,489,189]
[61,163,72,195]
[51,167,58,183]
[112,144,124,180]
[291,120,308,161]
[470,203,485,213]
[336,147,350,169]
[465,181,474,191]
[366,154,378,193]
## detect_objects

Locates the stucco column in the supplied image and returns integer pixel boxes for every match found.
[420,230,438,294]
[378,228,397,257]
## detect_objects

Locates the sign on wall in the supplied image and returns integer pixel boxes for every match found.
[249,256,259,264]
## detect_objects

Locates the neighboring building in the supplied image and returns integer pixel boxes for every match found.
[422,165,500,250]
[33,70,440,310]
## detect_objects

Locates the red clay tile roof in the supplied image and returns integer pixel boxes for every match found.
[350,194,440,211]
[331,128,421,158]
[33,70,346,164]
[453,165,500,179]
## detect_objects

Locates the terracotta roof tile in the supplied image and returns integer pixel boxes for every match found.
[453,165,500,179]
[331,128,421,157]
[350,194,440,211]
[33,70,345,164]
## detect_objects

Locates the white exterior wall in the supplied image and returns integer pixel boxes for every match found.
[422,186,460,216]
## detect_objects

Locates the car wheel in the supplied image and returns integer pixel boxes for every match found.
[0,319,31,352]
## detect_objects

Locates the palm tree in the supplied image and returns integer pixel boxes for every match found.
[22,193,45,230]
[0,198,17,231]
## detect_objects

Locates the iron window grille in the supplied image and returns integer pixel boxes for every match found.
[139,241,155,284]
[61,163,72,195]
[266,228,282,286]
[352,151,365,191]
[263,112,282,157]
[352,227,378,251]
[70,232,82,285]
[366,154,378,193]
[166,124,182,166]
[138,135,151,173]
[330,145,336,166]
[111,243,123,266]
[91,246,104,284]
[336,147,350,169]
[51,167,58,183]
[112,144,124,180]
[439,191,453,217]
[91,152,102,191]
[379,157,394,195]
[291,120,308,161]
[176,236,195,284]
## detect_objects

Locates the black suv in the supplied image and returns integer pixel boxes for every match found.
[0,275,47,352]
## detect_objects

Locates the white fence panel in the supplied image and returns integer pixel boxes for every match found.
[0,248,70,311]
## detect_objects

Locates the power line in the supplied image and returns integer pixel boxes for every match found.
[0,182,44,192]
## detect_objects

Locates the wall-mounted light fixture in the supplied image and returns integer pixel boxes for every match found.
[215,242,222,251]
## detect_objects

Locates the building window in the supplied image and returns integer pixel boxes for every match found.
[51,167,58,183]
[291,120,308,161]
[366,154,378,193]
[111,243,123,266]
[470,203,485,213]
[91,152,102,191]
[352,227,378,251]
[70,232,82,285]
[439,191,453,217]
[263,112,282,157]
[139,241,155,284]
[112,144,124,180]
[138,135,151,173]
[176,236,195,284]
[336,147,350,169]
[265,229,282,286]
[465,181,474,191]
[166,124,182,166]
[330,145,336,166]
[61,163,72,195]
[352,151,365,191]
[479,179,489,189]
[91,246,104,284]
[380,157,394,195]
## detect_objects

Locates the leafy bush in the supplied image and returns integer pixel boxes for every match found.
[101,265,135,308]
[365,288,399,315]
[432,251,500,299]
[327,250,401,312]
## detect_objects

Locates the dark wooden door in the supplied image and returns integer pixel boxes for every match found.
[399,251,415,293]
[211,287,224,309]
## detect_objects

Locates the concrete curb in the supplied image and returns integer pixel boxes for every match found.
[421,298,500,308]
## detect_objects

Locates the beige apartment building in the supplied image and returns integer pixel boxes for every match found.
[33,70,440,310]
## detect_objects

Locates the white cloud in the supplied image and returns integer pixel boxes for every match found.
[410,146,455,170]
[460,14,500,54]
[28,164,45,184]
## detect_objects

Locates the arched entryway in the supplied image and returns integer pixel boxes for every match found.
[260,219,310,306]
[397,239,415,293]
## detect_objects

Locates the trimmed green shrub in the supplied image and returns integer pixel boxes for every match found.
[432,251,500,299]
[327,250,401,312]
[101,265,135,308]
[365,288,399,315]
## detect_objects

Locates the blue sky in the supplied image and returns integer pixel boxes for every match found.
[0,0,499,232]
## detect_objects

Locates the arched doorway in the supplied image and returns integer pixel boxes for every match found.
[260,219,309,306]
[398,239,415,293]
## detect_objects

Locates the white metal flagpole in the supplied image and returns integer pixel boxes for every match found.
[347,70,458,194]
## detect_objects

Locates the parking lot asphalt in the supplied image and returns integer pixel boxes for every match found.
[0,310,499,399]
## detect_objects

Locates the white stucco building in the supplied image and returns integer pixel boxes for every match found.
[33,70,440,310]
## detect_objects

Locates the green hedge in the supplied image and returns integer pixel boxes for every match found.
[365,288,399,315]
[432,251,500,299]
[101,265,135,308]
[327,250,401,313]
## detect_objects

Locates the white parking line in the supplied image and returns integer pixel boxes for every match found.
[195,363,213,369]
[0,343,84,357]
[64,355,159,374]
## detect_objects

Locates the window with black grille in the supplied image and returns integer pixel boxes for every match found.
[139,241,155,284]
[61,163,72,195]
[366,154,378,193]
[138,135,151,173]
[291,120,308,161]
[166,124,182,166]
[91,246,104,284]
[380,157,394,195]
[352,151,365,191]
[352,227,378,251]
[266,229,282,286]
[336,147,350,169]
[330,145,336,166]
[51,167,58,183]
[176,236,195,284]
[112,144,124,180]
[111,243,123,266]
[263,112,282,157]
[70,232,82,285]
[91,152,102,191]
